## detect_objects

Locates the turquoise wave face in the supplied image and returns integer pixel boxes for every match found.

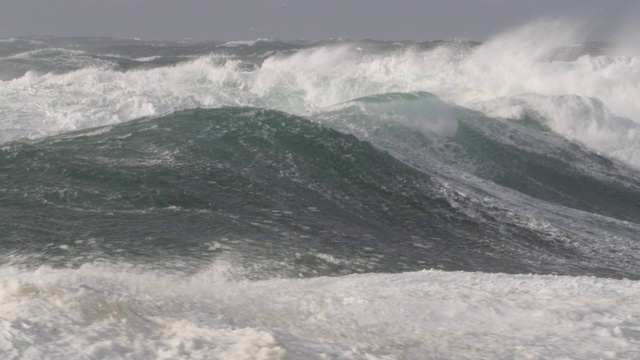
[2,106,640,279]
[317,91,640,223]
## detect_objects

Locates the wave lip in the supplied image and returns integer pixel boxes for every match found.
[329,91,458,137]
[474,94,640,169]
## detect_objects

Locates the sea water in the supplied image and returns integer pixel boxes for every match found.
[1,21,640,359]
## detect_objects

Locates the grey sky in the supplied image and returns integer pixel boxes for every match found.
[0,0,637,41]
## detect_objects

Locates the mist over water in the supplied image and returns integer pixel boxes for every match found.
[2,20,640,359]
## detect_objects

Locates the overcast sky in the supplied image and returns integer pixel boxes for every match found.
[0,0,638,41]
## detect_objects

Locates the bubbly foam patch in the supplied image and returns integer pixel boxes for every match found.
[0,264,286,360]
[1,263,639,359]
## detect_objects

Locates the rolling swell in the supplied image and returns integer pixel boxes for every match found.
[318,91,640,223]
[2,106,640,279]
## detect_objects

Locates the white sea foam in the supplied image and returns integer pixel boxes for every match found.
[1,263,639,359]
[475,94,640,167]
[1,20,639,167]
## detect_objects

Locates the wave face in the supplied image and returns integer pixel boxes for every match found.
[2,26,640,358]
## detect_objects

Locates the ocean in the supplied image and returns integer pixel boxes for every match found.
[2,23,640,359]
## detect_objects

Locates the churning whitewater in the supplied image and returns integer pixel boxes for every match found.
[2,21,640,359]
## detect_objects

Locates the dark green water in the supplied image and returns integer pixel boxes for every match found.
[3,105,640,279]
